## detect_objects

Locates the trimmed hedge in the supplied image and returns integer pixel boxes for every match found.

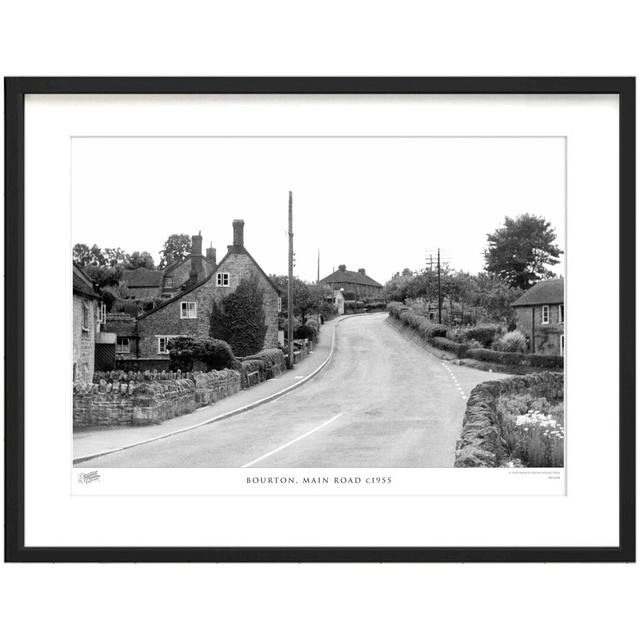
[387,302,447,339]
[255,348,287,376]
[431,337,469,358]
[239,348,287,387]
[466,348,563,369]
[168,337,238,372]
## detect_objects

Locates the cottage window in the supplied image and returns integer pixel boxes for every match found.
[116,337,130,354]
[558,304,564,323]
[561,334,565,357]
[81,301,90,331]
[541,304,550,324]
[278,297,282,312]
[157,335,184,355]
[216,272,230,287]
[180,301,197,318]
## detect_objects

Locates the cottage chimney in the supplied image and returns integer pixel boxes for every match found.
[358,268,366,275]
[191,232,203,257]
[206,243,217,267]
[338,264,347,272]
[232,219,244,247]
[188,231,204,284]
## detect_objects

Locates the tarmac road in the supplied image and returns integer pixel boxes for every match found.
[78,314,509,468]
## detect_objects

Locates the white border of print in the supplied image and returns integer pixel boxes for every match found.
[24,94,618,548]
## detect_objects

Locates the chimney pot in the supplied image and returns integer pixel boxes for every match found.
[358,268,366,275]
[338,264,346,272]
[232,219,244,247]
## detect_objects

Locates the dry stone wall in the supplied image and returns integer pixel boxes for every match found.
[73,369,241,429]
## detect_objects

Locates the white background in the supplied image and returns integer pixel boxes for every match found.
[28,94,606,541]
[1,2,638,640]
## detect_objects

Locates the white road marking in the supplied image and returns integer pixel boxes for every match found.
[241,412,344,468]
[443,361,468,404]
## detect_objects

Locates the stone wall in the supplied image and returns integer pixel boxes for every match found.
[73,368,241,429]
[454,372,564,467]
[73,294,97,383]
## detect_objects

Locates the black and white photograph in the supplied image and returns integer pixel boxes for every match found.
[6,77,632,562]
[72,135,566,473]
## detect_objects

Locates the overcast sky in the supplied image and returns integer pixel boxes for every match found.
[72,136,565,284]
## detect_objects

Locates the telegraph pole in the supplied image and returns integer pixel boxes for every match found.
[287,191,294,368]
[437,247,442,324]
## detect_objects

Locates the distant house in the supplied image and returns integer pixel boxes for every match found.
[326,289,345,315]
[73,263,101,382]
[120,267,164,299]
[318,265,383,300]
[120,233,217,300]
[511,278,564,356]
[103,312,139,363]
[134,219,280,364]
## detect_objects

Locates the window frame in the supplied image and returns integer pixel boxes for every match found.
[180,301,197,319]
[560,334,565,357]
[81,300,90,332]
[216,272,230,287]
[558,303,564,323]
[116,337,131,354]
[541,304,550,325]
[157,335,184,355]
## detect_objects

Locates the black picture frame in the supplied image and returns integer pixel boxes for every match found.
[4,77,635,563]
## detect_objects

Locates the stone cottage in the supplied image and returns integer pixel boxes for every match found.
[73,263,101,382]
[135,219,280,365]
[512,278,565,356]
[318,265,383,300]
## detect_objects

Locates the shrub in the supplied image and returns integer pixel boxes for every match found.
[210,275,267,356]
[461,324,501,347]
[255,348,286,372]
[238,348,287,386]
[306,318,320,339]
[387,301,405,318]
[168,337,238,372]
[387,302,449,339]
[494,330,527,352]
[294,324,318,341]
[430,337,468,358]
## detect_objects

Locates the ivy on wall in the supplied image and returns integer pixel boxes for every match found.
[210,275,268,357]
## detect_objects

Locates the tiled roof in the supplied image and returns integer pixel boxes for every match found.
[318,268,383,289]
[511,278,564,307]
[121,267,163,288]
[73,263,100,299]
[137,246,280,320]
